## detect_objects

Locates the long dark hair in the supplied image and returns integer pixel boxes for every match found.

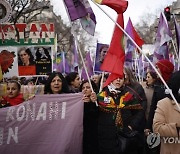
[44,72,70,94]
[18,47,35,66]
[79,80,98,94]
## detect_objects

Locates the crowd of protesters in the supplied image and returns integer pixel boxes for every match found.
[0,59,180,154]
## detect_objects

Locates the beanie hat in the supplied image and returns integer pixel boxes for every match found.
[103,73,124,88]
[156,59,174,82]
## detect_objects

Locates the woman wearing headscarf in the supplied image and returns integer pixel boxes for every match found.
[153,70,180,154]
[97,73,146,154]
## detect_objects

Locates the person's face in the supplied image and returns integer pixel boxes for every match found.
[6,83,20,98]
[19,50,30,65]
[39,47,44,54]
[50,76,62,94]
[71,75,81,88]
[92,75,99,84]
[146,72,155,86]
[82,82,92,97]
[99,47,108,62]
[112,77,124,89]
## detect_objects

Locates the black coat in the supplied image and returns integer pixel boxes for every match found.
[98,86,146,154]
[83,102,99,154]
[146,80,166,130]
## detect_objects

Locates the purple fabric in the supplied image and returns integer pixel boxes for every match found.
[81,52,93,80]
[0,93,84,154]
[153,13,172,60]
[71,40,79,72]
[64,0,87,21]
[80,2,96,36]
[125,18,135,62]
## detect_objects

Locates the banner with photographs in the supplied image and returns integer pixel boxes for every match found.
[0,46,52,77]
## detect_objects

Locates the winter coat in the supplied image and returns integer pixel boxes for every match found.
[97,86,146,154]
[83,102,99,154]
[146,80,166,130]
[153,97,180,154]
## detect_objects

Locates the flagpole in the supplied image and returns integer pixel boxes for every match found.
[62,0,98,106]
[91,0,180,111]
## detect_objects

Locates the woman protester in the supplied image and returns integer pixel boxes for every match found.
[97,73,146,154]
[44,72,70,94]
[65,72,81,93]
[153,70,180,154]
[145,59,174,154]
[0,80,24,108]
[79,80,99,154]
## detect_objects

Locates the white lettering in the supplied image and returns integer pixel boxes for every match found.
[7,127,18,144]
[36,102,47,120]
[61,102,66,119]
[26,103,35,121]
[6,107,15,121]
[49,102,58,120]
[16,105,25,121]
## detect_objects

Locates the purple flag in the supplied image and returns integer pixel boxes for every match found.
[124,18,136,62]
[71,40,79,72]
[0,94,84,154]
[55,52,70,74]
[80,0,96,36]
[64,0,96,36]
[81,51,93,80]
[153,13,172,60]
[63,0,87,21]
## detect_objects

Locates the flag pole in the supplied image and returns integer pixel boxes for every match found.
[62,0,98,106]
[91,0,180,111]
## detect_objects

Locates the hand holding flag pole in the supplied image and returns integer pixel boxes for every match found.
[92,0,180,111]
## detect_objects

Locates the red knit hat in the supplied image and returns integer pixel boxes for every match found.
[156,59,174,82]
[103,73,124,87]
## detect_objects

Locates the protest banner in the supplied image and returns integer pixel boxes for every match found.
[0,93,84,154]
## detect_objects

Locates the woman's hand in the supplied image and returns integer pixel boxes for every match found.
[144,129,151,136]
[90,92,97,102]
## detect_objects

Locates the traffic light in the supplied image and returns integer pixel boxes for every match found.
[164,7,171,21]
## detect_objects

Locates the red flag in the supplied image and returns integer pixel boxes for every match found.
[131,22,144,47]
[100,14,125,77]
[95,0,128,14]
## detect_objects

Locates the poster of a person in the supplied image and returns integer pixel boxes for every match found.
[94,43,109,72]
[35,47,52,75]
[18,47,36,76]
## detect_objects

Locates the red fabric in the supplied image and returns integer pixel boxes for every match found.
[103,73,123,87]
[18,66,36,76]
[100,14,125,76]
[156,59,174,82]
[3,93,24,106]
[132,23,144,48]
[102,0,128,14]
